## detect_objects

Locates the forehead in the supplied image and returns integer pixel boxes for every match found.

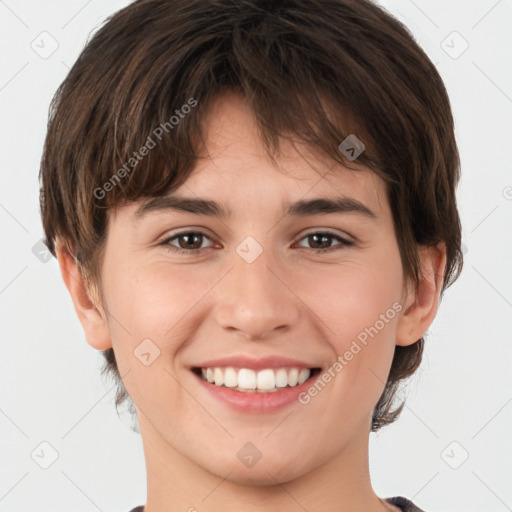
[179,93,385,208]
[113,92,389,223]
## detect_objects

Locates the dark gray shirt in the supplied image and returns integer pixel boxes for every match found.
[129,496,425,511]
[386,496,425,511]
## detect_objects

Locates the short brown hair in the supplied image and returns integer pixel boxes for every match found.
[39,0,463,431]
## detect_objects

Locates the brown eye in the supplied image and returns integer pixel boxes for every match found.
[296,231,354,252]
[176,233,204,250]
[161,231,214,255]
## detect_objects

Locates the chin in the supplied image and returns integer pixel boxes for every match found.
[200,452,313,486]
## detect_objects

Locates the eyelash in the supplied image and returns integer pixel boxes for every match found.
[159,230,355,256]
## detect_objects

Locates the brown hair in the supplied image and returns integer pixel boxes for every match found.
[39,0,463,431]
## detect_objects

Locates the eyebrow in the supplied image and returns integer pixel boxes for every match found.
[133,195,377,221]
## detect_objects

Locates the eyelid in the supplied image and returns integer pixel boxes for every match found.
[298,228,354,242]
[158,226,215,242]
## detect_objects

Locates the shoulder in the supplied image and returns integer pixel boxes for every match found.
[385,496,426,512]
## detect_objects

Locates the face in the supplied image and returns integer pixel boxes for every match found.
[77,93,424,485]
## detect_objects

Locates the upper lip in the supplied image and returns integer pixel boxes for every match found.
[192,355,321,370]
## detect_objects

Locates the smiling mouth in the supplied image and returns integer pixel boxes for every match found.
[192,366,322,393]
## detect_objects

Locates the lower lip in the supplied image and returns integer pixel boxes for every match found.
[193,371,320,413]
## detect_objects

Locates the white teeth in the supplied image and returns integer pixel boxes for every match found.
[237,369,257,389]
[288,368,299,386]
[256,369,275,390]
[223,367,238,388]
[214,367,224,386]
[275,368,288,387]
[298,368,310,385]
[198,366,313,392]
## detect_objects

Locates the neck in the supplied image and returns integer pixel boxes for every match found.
[137,413,396,512]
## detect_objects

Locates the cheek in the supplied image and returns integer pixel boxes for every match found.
[295,257,404,344]
[292,266,403,427]
[100,263,204,412]
[291,245,404,406]
[102,261,217,358]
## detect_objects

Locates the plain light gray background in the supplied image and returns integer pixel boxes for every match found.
[0,1,511,511]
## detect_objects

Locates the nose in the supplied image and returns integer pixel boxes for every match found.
[213,243,301,341]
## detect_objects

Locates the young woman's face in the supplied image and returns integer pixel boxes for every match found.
[99,93,409,484]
